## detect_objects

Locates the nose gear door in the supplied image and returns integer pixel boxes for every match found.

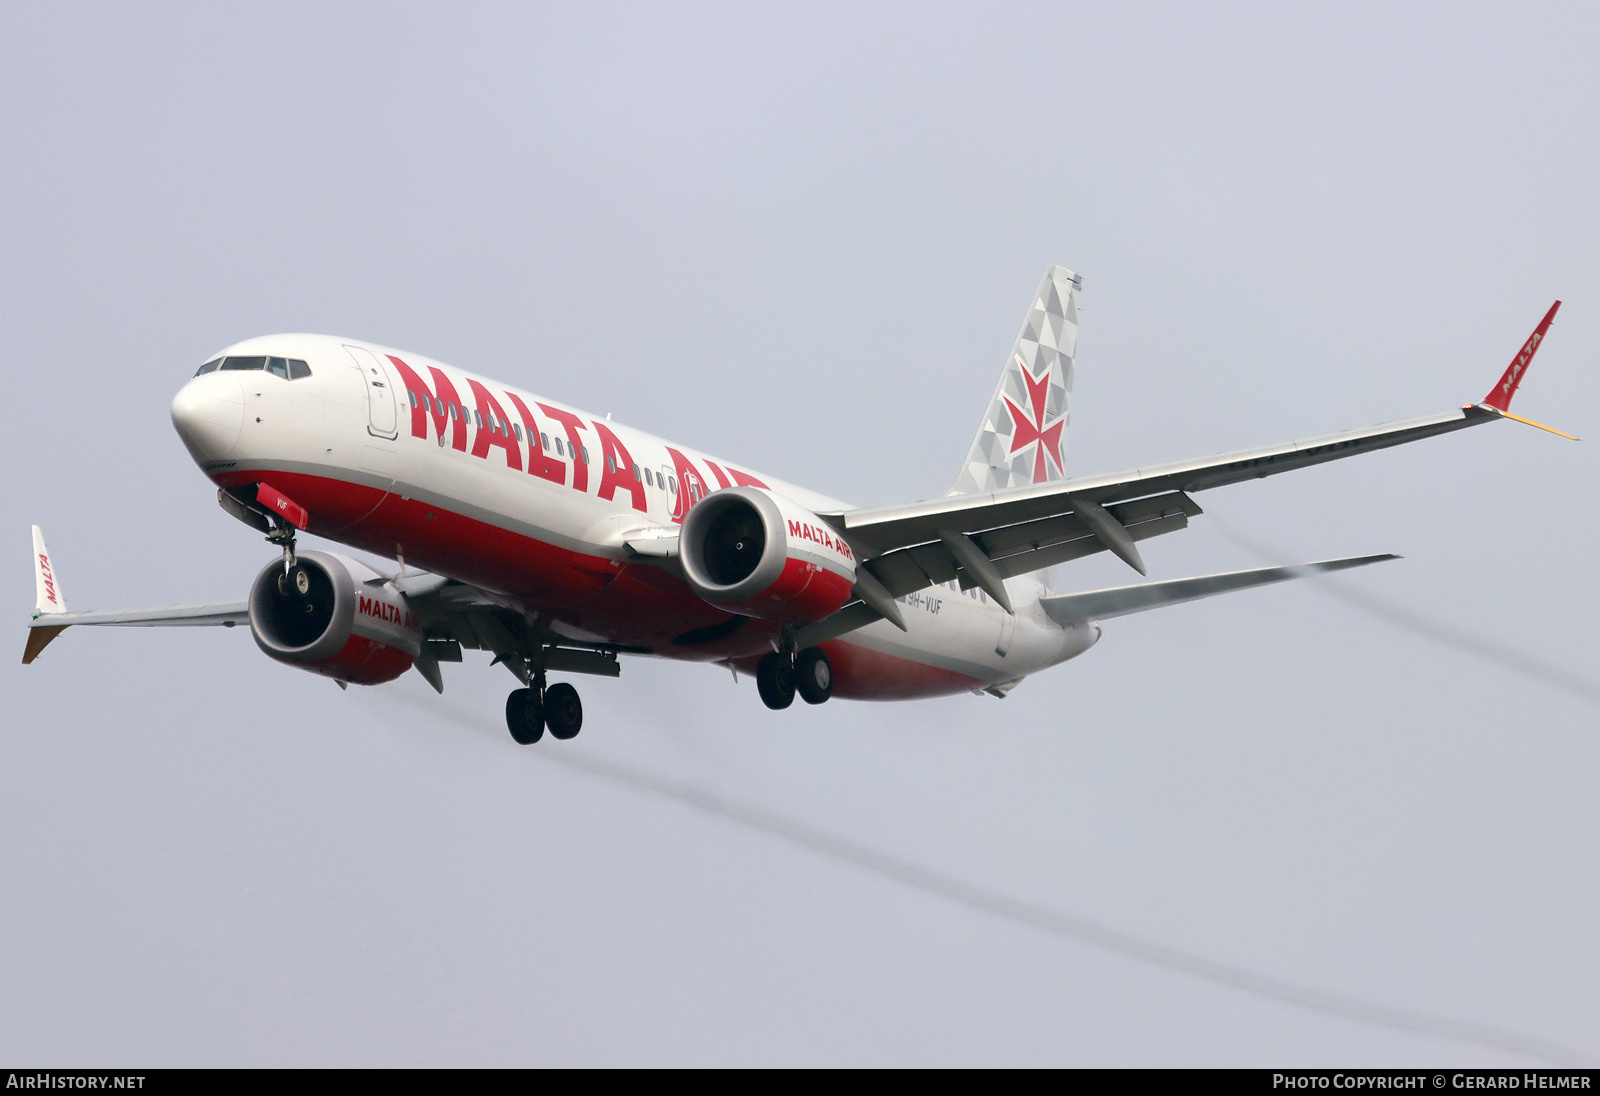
[343,344,399,440]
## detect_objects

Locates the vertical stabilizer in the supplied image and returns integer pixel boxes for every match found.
[949,266,1081,495]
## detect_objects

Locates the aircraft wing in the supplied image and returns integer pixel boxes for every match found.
[815,302,1571,629]
[830,405,1491,554]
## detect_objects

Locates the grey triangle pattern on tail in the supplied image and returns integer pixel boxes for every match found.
[948,266,1082,496]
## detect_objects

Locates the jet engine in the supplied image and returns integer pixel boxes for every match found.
[679,486,857,624]
[247,551,420,685]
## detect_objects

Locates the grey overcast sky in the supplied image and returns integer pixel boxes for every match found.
[4,2,1598,1066]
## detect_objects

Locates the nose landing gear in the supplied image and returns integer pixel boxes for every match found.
[276,564,312,598]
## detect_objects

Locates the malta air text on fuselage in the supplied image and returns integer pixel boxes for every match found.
[177,333,850,561]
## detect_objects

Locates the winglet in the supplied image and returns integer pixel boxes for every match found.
[1484,301,1560,412]
[1477,301,1577,440]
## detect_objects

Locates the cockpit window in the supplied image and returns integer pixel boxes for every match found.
[199,355,313,379]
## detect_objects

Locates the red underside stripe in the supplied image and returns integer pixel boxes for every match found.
[214,467,982,698]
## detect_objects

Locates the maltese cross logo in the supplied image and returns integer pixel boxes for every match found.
[1002,361,1065,484]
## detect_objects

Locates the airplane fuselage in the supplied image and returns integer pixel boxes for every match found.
[170,334,1099,701]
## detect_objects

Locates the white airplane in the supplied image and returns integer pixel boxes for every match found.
[23,268,1572,743]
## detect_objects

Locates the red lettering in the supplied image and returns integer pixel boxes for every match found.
[38,554,57,605]
[788,519,803,539]
[591,420,647,513]
[467,380,523,472]
[538,404,591,493]
[504,393,565,486]
[359,595,373,616]
[666,447,711,524]
[702,459,733,489]
[388,356,467,452]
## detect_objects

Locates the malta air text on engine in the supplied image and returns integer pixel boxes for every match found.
[787,519,853,563]
[358,594,416,632]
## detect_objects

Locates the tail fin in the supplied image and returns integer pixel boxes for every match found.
[949,266,1082,495]
[1039,554,1398,626]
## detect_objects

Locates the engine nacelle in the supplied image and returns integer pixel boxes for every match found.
[679,486,857,624]
[248,551,421,685]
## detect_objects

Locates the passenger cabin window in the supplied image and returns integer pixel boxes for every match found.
[513,423,523,442]
[540,432,550,451]
[580,446,590,465]
[631,463,641,482]
[555,437,565,456]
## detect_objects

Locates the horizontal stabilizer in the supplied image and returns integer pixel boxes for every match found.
[28,603,250,628]
[1039,554,1399,625]
[23,601,249,664]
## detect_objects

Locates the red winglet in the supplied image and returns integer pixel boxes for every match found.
[256,481,309,530]
[1484,301,1560,412]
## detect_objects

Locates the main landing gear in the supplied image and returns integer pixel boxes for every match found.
[756,647,833,710]
[505,678,584,745]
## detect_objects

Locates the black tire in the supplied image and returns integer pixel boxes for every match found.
[545,682,583,740]
[506,687,544,745]
[756,652,796,710]
[795,648,833,705]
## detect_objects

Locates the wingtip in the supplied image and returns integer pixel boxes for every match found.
[1483,300,1560,412]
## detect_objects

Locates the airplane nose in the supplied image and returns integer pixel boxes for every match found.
[171,374,245,462]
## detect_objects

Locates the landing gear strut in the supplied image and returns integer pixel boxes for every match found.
[267,517,300,581]
[505,678,584,745]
